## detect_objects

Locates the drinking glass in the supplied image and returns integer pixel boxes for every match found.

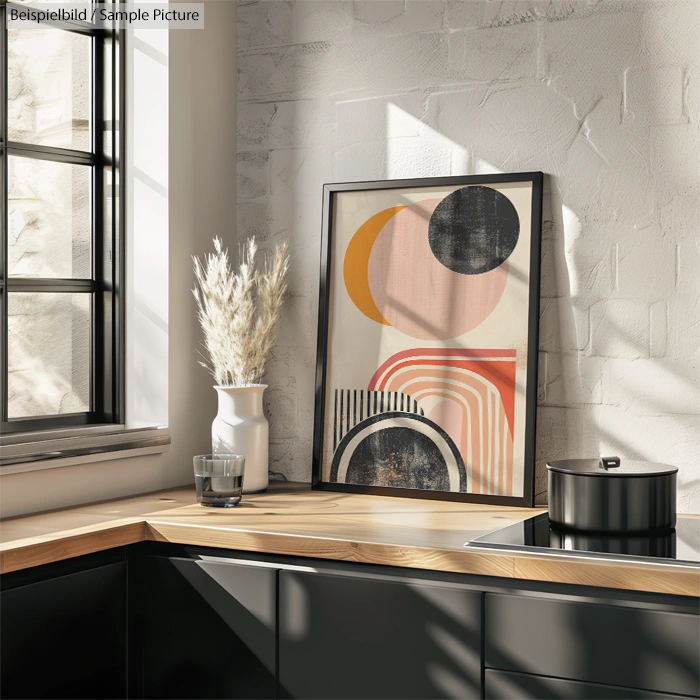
[193,454,245,507]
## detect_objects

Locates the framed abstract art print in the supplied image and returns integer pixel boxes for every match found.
[312,173,543,506]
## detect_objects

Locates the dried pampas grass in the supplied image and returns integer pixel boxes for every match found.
[193,236,290,386]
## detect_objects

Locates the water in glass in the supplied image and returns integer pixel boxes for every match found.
[193,454,245,507]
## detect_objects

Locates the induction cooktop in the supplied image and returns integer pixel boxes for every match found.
[466,513,700,567]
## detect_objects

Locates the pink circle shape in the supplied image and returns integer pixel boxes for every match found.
[367,198,508,340]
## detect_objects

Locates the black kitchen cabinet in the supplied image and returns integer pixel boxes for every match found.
[484,669,697,699]
[0,555,127,700]
[128,554,276,699]
[278,569,482,699]
[485,591,700,697]
[2,543,698,700]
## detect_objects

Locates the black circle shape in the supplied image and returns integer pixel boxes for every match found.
[329,412,467,492]
[348,426,449,491]
[428,185,520,275]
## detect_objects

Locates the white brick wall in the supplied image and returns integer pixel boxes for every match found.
[237,0,700,513]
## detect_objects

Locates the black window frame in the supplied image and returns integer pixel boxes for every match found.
[0,1,125,434]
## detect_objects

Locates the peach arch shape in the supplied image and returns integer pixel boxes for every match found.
[368,348,517,439]
[367,349,517,495]
[407,383,513,495]
[388,371,513,495]
[343,206,405,325]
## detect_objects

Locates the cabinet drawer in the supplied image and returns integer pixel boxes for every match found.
[485,669,696,699]
[279,570,482,699]
[485,593,700,697]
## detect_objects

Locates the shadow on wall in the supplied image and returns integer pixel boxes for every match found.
[237,0,700,511]
[417,1,700,507]
[531,1,700,509]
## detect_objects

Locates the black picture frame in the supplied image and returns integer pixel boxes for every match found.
[312,173,543,507]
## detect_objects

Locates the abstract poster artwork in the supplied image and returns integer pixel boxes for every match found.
[313,174,543,504]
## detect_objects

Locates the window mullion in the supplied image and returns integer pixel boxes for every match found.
[7,143,95,166]
[6,278,95,293]
[114,22,125,423]
[1,2,8,424]
[94,28,104,421]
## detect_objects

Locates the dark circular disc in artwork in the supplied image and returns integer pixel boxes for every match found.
[347,426,449,491]
[329,412,466,492]
[428,185,520,275]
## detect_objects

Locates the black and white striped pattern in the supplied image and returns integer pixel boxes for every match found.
[332,389,424,451]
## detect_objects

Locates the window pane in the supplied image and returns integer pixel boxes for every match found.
[8,28,91,151]
[8,293,91,418]
[8,156,91,279]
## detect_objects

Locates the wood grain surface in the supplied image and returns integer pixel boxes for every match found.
[1,483,698,596]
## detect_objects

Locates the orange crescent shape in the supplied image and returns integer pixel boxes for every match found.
[343,206,405,325]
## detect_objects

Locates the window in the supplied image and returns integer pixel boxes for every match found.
[0,3,124,434]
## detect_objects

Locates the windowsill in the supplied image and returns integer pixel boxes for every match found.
[0,426,171,474]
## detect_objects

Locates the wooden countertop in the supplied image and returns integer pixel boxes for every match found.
[1,483,698,597]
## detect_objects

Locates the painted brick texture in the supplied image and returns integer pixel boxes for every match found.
[237,0,700,512]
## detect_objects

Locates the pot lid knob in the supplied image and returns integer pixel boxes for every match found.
[600,456,621,470]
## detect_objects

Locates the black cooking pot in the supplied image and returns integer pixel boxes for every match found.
[547,456,677,533]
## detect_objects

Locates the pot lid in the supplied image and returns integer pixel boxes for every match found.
[546,456,678,477]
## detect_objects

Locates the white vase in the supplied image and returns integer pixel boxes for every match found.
[212,385,269,493]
